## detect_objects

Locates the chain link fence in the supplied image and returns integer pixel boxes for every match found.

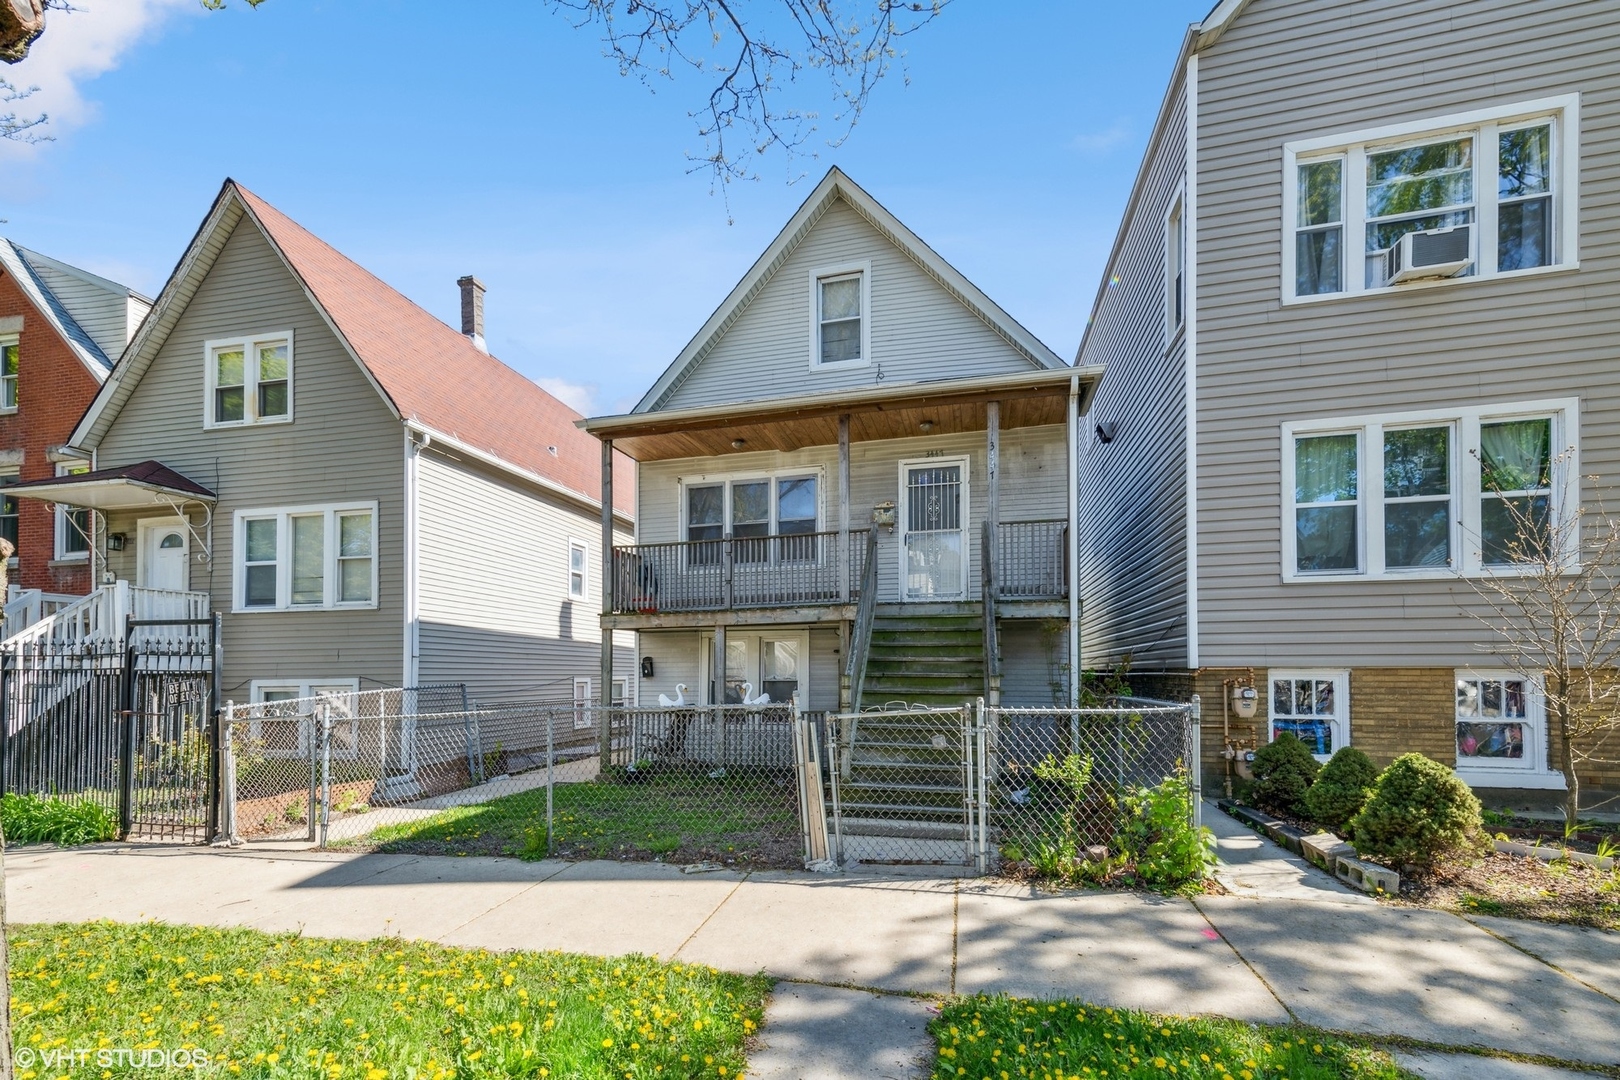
[221,691,811,870]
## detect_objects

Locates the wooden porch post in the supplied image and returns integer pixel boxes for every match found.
[986,400,1000,547]
[1067,375,1081,707]
[985,400,1002,706]
[838,414,851,604]
[599,438,614,761]
[712,624,728,706]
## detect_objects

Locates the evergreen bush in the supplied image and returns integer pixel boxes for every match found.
[1249,734,1320,816]
[1350,752,1483,868]
[1304,746,1380,833]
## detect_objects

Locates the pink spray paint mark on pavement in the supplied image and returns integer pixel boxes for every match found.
[1200,927,1220,940]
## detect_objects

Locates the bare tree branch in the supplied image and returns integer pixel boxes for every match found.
[1,76,47,142]
[1460,446,1620,822]
[548,1,948,203]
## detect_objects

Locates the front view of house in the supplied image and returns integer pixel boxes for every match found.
[584,169,1096,716]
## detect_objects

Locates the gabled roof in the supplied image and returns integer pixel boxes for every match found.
[0,239,144,380]
[633,166,1068,414]
[74,180,632,517]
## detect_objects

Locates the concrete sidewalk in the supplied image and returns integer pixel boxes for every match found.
[8,844,1620,1068]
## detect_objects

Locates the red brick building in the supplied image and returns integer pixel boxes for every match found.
[0,241,150,596]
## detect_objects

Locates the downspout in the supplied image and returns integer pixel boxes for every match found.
[1184,51,1201,671]
[1067,373,1080,708]
[403,428,424,688]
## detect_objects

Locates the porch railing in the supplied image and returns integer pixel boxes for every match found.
[995,519,1067,599]
[1,582,211,650]
[612,529,870,614]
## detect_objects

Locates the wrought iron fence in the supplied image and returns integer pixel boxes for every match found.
[612,530,869,614]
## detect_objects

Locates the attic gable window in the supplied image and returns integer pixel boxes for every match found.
[206,332,293,428]
[808,262,871,370]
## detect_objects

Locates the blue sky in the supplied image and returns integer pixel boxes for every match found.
[2,1,1208,414]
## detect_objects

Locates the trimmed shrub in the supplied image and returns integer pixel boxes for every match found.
[1250,734,1320,816]
[1350,753,1483,868]
[1304,746,1380,834]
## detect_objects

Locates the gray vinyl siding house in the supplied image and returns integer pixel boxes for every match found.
[58,180,635,708]
[1079,0,1620,802]
[586,168,1095,715]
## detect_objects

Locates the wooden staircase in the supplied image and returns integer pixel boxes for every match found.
[859,609,986,710]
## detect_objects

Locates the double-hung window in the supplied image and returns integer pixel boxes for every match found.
[808,263,870,369]
[0,469,18,558]
[1268,670,1349,759]
[1166,194,1186,334]
[568,539,588,600]
[53,462,90,561]
[685,473,822,565]
[235,503,377,611]
[248,679,360,758]
[1284,96,1577,301]
[702,630,805,706]
[206,332,292,427]
[0,335,17,412]
[1283,400,1574,580]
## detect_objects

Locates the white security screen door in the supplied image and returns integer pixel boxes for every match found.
[139,518,189,591]
[901,460,967,599]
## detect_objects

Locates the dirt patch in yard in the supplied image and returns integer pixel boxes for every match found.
[1392,851,1620,931]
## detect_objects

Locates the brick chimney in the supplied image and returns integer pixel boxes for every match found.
[457,275,486,353]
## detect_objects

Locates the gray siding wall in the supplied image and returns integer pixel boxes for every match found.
[636,626,841,712]
[27,260,131,363]
[415,447,635,704]
[999,619,1068,707]
[1076,75,1191,669]
[637,425,1069,603]
[97,219,406,700]
[1194,0,1620,667]
[660,198,1043,411]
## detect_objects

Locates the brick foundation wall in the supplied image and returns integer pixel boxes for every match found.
[1127,666,1620,808]
[0,267,103,596]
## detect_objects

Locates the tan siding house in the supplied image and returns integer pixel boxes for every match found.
[24,180,634,709]
[1078,0,1620,805]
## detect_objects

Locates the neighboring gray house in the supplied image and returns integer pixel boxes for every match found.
[583,168,1097,716]
[1078,0,1618,803]
[11,179,636,710]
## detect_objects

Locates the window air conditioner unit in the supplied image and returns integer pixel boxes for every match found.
[1386,224,1473,284]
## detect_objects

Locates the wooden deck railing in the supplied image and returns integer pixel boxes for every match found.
[995,519,1068,599]
[612,530,871,615]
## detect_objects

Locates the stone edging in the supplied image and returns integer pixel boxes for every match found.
[1217,800,1398,895]
[1493,838,1615,871]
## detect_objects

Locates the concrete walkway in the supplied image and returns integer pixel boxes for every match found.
[8,844,1620,1070]
[1203,798,1372,902]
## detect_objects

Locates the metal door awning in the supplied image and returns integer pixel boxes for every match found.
[8,460,215,511]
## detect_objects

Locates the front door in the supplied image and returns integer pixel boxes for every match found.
[900,459,967,600]
[138,518,189,591]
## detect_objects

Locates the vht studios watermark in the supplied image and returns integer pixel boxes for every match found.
[15,1045,218,1070]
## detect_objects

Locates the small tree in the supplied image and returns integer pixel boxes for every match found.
[1463,446,1620,824]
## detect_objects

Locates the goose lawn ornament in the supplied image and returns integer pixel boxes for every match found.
[657,684,687,708]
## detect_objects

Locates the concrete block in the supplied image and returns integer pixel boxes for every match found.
[1334,854,1399,894]
[1300,832,1353,871]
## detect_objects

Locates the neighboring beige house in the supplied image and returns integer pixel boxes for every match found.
[1077,0,1618,804]
[583,168,1097,716]
[10,179,636,709]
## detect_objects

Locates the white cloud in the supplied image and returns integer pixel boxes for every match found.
[1,0,193,157]
[1070,119,1133,155]
[534,376,597,416]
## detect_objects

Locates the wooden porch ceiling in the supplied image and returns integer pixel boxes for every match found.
[581,367,1100,462]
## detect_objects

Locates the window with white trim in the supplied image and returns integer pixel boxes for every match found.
[1268,670,1349,759]
[573,676,593,729]
[611,677,631,708]
[1284,97,1577,301]
[206,332,292,427]
[685,472,821,564]
[808,263,870,368]
[700,630,804,706]
[568,539,588,600]
[0,335,17,412]
[1167,194,1186,334]
[249,679,360,758]
[234,503,377,611]
[1283,400,1575,580]
[53,462,90,561]
[1454,671,1551,778]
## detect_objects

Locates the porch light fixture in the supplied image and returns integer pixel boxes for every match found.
[1096,421,1118,444]
[108,532,127,551]
[731,438,747,449]
[918,419,935,432]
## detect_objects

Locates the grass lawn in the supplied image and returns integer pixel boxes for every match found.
[11,922,767,1079]
[931,996,1413,1080]
[355,772,802,868]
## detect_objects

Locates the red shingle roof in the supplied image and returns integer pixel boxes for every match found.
[234,183,632,515]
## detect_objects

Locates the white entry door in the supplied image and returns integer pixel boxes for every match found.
[138,518,189,591]
[900,459,968,600]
